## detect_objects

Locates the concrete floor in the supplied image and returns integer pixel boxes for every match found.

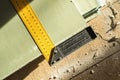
[71,51,120,80]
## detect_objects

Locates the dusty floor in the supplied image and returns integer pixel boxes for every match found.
[5,0,120,80]
[71,51,120,80]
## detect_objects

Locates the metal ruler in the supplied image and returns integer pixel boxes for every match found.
[11,0,54,62]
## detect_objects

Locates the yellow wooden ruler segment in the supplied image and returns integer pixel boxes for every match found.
[11,0,54,62]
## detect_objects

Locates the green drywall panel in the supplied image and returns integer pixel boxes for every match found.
[30,0,87,45]
[0,0,89,79]
[72,0,99,15]
[0,1,41,79]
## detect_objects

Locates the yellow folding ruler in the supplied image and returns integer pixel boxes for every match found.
[11,0,96,65]
[11,0,54,62]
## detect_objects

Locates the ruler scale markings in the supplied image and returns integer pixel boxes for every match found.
[11,0,54,61]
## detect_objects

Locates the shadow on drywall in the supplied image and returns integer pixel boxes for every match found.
[5,55,44,80]
[0,0,33,28]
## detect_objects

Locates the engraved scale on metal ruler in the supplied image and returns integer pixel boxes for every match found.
[11,0,96,65]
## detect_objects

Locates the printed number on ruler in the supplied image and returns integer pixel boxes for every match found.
[11,0,54,61]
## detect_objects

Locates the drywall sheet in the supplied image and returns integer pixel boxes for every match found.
[30,0,87,45]
[0,1,41,79]
[72,0,99,15]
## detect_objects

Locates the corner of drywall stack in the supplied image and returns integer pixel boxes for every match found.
[0,0,100,79]
[72,0,100,21]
